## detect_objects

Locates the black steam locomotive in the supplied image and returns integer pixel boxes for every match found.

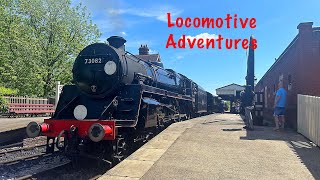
[26,36,214,164]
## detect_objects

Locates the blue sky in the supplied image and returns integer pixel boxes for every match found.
[74,0,319,95]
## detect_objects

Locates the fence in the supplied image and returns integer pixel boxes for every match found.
[297,94,320,146]
[245,106,254,130]
[4,96,49,104]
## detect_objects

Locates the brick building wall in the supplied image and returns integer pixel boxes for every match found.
[255,22,320,129]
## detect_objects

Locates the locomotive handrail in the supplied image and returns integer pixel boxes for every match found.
[54,95,79,118]
[122,54,129,77]
[125,51,144,63]
[99,96,119,120]
[134,72,153,79]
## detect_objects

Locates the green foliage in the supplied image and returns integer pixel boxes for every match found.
[224,101,230,111]
[0,0,101,97]
[0,97,7,114]
[0,86,18,95]
[0,86,17,114]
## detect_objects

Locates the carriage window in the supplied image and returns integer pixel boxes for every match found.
[145,65,154,77]
[156,69,175,85]
[141,62,154,78]
[175,74,182,87]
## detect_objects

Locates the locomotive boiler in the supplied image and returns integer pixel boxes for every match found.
[26,36,210,164]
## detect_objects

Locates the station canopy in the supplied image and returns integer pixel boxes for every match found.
[216,83,245,100]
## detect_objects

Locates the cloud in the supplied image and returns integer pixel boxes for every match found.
[165,54,185,67]
[149,49,158,54]
[107,6,183,22]
[176,55,184,60]
[183,33,219,44]
[75,1,182,39]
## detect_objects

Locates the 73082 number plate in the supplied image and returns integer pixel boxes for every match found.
[84,58,102,64]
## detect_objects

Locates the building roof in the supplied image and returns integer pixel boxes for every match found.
[216,83,245,96]
[216,83,244,90]
[135,54,160,62]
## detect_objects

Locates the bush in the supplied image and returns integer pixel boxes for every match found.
[0,97,8,113]
[0,87,18,114]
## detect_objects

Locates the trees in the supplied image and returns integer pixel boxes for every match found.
[0,0,19,88]
[0,0,101,97]
[0,86,17,114]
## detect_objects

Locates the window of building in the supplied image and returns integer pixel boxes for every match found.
[288,74,292,91]
[279,74,283,82]
[264,86,268,108]
[273,84,276,93]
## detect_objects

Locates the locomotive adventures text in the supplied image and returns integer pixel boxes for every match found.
[166,13,258,50]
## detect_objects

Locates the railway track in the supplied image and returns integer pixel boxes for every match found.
[0,153,71,179]
[0,143,46,155]
[1,148,46,165]
[0,137,70,179]
[0,147,70,179]
[0,121,165,179]
[0,139,111,179]
[0,142,48,164]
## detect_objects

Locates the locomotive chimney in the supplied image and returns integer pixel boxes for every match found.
[107,36,127,51]
[139,44,149,55]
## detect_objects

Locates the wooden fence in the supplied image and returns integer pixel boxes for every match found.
[297,94,320,146]
[4,96,50,104]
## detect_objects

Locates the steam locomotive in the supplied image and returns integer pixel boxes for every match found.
[26,36,215,164]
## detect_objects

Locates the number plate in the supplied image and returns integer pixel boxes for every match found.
[84,58,103,64]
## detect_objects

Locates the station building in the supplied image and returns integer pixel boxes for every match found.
[135,45,163,67]
[255,22,320,129]
[216,83,245,101]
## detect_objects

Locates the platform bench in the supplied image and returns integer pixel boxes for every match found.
[8,103,55,117]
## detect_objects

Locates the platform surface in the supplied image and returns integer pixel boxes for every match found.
[100,114,320,180]
[0,117,45,133]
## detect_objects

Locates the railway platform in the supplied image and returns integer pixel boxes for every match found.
[0,117,45,133]
[0,117,46,145]
[100,114,320,180]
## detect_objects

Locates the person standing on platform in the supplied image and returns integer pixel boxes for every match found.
[273,81,287,131]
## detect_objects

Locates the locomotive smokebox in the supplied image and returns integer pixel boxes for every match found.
[107,36,126,51]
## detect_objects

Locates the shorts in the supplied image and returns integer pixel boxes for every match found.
[274,107,285,116]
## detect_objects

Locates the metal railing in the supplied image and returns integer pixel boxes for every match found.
[298,94,320,146]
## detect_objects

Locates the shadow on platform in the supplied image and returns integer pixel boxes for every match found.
[240,124,320,179]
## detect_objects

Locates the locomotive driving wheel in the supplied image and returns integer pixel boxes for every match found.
[112,136,129,164]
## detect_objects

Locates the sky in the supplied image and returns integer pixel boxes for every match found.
[73,0,319,95]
